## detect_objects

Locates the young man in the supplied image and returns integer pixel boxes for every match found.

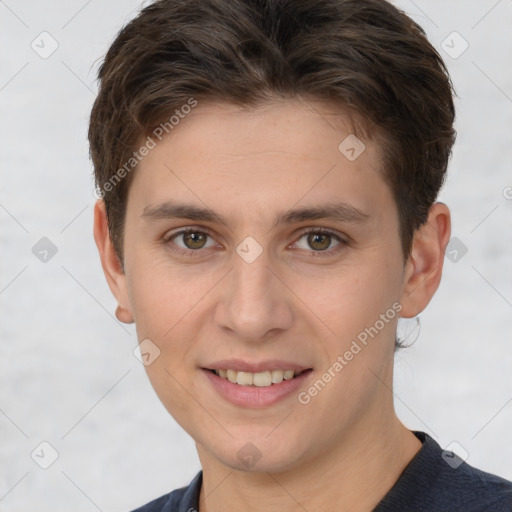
[89,0,512,510]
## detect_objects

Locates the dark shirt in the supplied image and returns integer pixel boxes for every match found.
[131,431,512,511]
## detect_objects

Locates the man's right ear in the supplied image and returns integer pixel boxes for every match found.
[93,200,134,324]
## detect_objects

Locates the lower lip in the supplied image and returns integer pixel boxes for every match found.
[201,369,313,408]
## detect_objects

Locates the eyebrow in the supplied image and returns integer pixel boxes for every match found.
[141,200,371,228]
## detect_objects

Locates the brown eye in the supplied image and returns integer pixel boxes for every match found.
[166,229,217,254]
[182,231,208,249]
[307,232,332,251]
[293,229,346,255]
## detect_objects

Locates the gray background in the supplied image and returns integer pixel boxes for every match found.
[1,0,511,510]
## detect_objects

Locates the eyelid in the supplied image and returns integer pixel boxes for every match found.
[294,226,348,243]
[163,225,215,241]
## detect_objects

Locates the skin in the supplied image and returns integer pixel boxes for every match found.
[94,97,451,511]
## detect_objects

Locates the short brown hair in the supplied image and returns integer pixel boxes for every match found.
[88,0,456,263]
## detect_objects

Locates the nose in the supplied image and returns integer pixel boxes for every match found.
[214,246,294,342]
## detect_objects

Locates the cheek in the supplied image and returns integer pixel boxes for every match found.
[129,268,205,418]
[291,260,400,342]
[142,355,195,429]
[126,260,219,386]
[126,256,204,335]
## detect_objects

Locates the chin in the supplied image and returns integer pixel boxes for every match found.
[209,437,304,474]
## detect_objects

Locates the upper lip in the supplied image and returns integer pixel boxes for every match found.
[203,359,312,373]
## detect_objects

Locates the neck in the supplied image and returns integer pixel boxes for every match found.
[197,407,421,512]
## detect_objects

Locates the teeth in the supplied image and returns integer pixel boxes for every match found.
[253,371,272,387]
[236,371,253,386]
[271,370,284,383]
[214,369,300,386]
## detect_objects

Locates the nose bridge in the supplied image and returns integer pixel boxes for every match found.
[216,242,293,339]
[233,248,272,302]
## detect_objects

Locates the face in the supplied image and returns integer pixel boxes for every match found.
[103,98,423,473]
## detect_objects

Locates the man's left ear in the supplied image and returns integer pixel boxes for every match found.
[400,202,451,318]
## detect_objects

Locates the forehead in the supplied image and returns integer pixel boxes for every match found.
[127,98,392,226]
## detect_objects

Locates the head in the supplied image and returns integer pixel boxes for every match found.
[91,0,454,474]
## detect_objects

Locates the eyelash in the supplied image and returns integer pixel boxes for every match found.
[162,226,348,258]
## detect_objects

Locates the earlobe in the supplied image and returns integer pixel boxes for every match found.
[93,199,134,324]
[399,202,451,318]
[115,305,134,324]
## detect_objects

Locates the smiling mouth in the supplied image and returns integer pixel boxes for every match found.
[206,368,312,387]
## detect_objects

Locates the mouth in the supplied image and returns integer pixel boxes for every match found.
[204,368,312,387]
